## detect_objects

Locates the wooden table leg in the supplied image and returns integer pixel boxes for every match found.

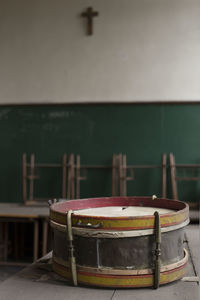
[33,219,39,262]
[162,153,167,198]
[14,223,19,260]
[76,155,81,199]
[62,154,67,198]
[169,153,178,200]
[119,154,123,196]
[122,154,127,196]
[42,218,48,257]
[0,223,2,259]
[20,222,25,258]
[4,222,8,261]
[112,154,117,196]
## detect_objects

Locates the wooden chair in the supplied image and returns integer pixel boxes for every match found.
[169,152,200,208]
[112,153,167,198]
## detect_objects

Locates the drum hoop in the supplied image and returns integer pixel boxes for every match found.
[50,197,189,230]
[50,218,189,238]
[52,248,188,276]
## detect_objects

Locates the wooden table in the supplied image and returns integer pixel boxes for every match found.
[0,225,199,300]
[0,203,49,263]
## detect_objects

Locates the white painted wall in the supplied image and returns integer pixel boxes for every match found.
[0,0,199,104]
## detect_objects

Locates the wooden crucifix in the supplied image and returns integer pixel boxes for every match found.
[81,7,99,36]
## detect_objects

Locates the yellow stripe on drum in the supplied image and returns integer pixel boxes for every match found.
[52,260,187,288]
[50,209,188,230]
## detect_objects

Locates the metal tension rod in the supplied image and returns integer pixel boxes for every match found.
[67,210,77,286]
[154,211,161,289]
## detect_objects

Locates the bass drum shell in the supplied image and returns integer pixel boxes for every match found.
[50,196,189,288]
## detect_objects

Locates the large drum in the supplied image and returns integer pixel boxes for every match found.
[49,196,189,288]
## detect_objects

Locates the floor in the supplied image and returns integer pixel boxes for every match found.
[0,266,24,283]
[0,225,199,300]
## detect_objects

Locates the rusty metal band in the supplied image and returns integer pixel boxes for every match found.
[52,249,188,288]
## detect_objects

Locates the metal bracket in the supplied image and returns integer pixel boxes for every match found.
[153,211,161,289]
[48,198,59,207]
[76,221,103,229]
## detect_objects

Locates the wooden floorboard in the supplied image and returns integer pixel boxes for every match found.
[0,266,24,283]
[0,271,114,300]
[185,225,200,276]
[0,225,199,300]
[113,281,199,300]
[0,263,114,300]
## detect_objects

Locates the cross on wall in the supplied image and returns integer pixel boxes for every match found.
[81,7,99,35]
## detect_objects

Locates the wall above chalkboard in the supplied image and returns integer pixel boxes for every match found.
[0,0,199,104]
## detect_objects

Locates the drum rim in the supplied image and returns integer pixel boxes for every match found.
[52,248,188,288]
[52,248,188,276]
[50,218,189,237]
[49,197,189,230]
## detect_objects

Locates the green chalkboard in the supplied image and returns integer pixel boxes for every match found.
[0,103,199,204]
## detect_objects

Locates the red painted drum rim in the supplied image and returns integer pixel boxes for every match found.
[50,197,189,231]
[52,249,188,288]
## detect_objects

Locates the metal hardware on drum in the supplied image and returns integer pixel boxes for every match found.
[154,211,161,289]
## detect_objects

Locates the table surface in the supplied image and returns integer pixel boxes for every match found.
[0,202,197,220]
[0,203,49,218]
[0,225,199,300]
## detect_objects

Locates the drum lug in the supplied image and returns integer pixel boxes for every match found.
[48,198,59,206]
[153,211,161,289]
[76,221,103,229]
